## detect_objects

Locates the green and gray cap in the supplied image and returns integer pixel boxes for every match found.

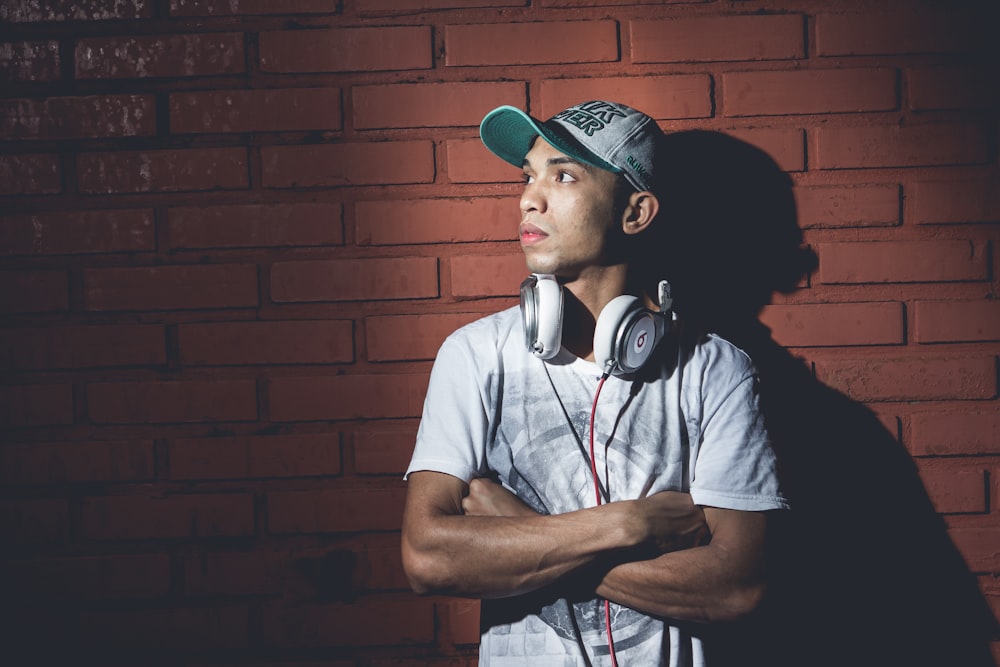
[479,100,662,192]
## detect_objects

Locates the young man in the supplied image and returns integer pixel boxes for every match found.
[401,100,787,666]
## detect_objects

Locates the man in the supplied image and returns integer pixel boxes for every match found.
[401,100,787,666]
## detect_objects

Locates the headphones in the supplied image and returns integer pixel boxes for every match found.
[519,274,672,376]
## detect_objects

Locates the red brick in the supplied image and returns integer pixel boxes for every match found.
[5,554,169,599]
[262,597,434,647]
[0,153,60,195]
[168,202,343,249]
[268,486,405,533]
[0,41,60,81]
[911,179,1000,225]
[356,197,515,246]
[0,499,69,543]
[914,300,1000,343]
[0,270,67,313]
[77,147,249,194]
[446,138,521,184]
[183,550,283,595]
[81,493,255,539]
[76,33,245,79]
[79,607,249,650]
[0,323,164,370]
[759,301,904,348]
[450,254,524,298]
[0,209,154,256]
[361,538,410,590]
[539,75,712,119]
[723,68,897,117]
[83,263,258,311]
[170,88,342,134]
[269,374,428,421]
[362,0,520,9]
[910,412,1000,456]
[0,384,74,427]
[171,0,335,15]
[170,433,342,480]
[1,0,152,21]
[261,141,433,188]
[724,128,805,172]
[816,11,979,57]
[631,15,804,63]
[354,429,418,475]
[2,95,156,140]
[916,459,987,514]
[814,356,996,402]
[908,65,999,111]
[439,598,481,646]
[88,379,258,424]
[949,526,1000,572]
[795,184,900,229]
[818,240,988,284]
[814,124,990,169]
[271,257,438,303]
[178,320,353,365]
[366,312,482,361]
[260,27,431,73]
[0,439,154,484]
[354,81,522,130]
[445,21,618,67]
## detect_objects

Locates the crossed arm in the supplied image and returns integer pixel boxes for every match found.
[401,470,770,624]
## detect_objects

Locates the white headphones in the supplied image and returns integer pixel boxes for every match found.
[519,274,672,376]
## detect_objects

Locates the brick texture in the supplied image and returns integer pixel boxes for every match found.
[356,197,515,245]
[260,27,432,73]
[4,1,999,663]
[0,209,155,256]
[168,202,343,249]
[445,21,618,67]
[631,15,805,63]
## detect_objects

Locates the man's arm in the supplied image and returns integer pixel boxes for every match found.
[400,470,708,599]
[454,477,769,624]
[597,507,768,623]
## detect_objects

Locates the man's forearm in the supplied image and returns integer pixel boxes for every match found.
[596,508,768,624]
[402,499,643,599]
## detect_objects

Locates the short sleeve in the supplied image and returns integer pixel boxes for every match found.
[689,342,788,511]
[405,330,492,483]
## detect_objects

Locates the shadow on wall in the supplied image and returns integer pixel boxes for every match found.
[647,130,998,667]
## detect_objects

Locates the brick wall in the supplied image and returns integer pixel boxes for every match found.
[1,0,997,664]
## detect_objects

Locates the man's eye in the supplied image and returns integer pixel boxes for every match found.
[523,174,535,184]
[557,171,577,183]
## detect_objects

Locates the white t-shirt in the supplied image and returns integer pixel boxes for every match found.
[407,306,787,667]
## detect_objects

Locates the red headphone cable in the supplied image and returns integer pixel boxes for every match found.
[589,371,620,667]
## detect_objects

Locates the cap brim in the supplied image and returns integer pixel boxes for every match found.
[480,105,621,174]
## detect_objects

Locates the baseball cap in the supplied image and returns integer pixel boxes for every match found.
[479,100,662,192]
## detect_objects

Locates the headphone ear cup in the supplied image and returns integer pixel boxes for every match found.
[520,274,563,359]
[594,295,664,375]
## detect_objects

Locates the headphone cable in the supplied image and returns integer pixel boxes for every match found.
[589,371,620,667]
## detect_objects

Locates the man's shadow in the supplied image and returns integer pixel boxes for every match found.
[643,130,997,666]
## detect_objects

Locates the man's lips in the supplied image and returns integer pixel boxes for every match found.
[519,222,548,245]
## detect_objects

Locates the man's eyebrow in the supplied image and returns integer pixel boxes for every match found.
[521,155,589,170]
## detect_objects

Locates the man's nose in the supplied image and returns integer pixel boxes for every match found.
[520,182,544,215]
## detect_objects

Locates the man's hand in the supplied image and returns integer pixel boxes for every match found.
[632,491,711,554]
[463,477,539,517]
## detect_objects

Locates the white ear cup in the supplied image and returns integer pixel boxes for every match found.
[520,274,563,359]
[593,295,641,374]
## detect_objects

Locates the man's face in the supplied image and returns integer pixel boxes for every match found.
[518,138,622,278]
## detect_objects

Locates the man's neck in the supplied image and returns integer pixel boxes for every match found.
[558,265,633,361]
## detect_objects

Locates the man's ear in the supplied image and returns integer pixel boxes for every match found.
[622,190,660,235]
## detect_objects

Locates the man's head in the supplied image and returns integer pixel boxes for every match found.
[480,101,664,278]
[480,100,663,194]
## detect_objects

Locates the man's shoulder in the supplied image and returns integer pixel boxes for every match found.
[440,306,521,353]
[685,331,757,378]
